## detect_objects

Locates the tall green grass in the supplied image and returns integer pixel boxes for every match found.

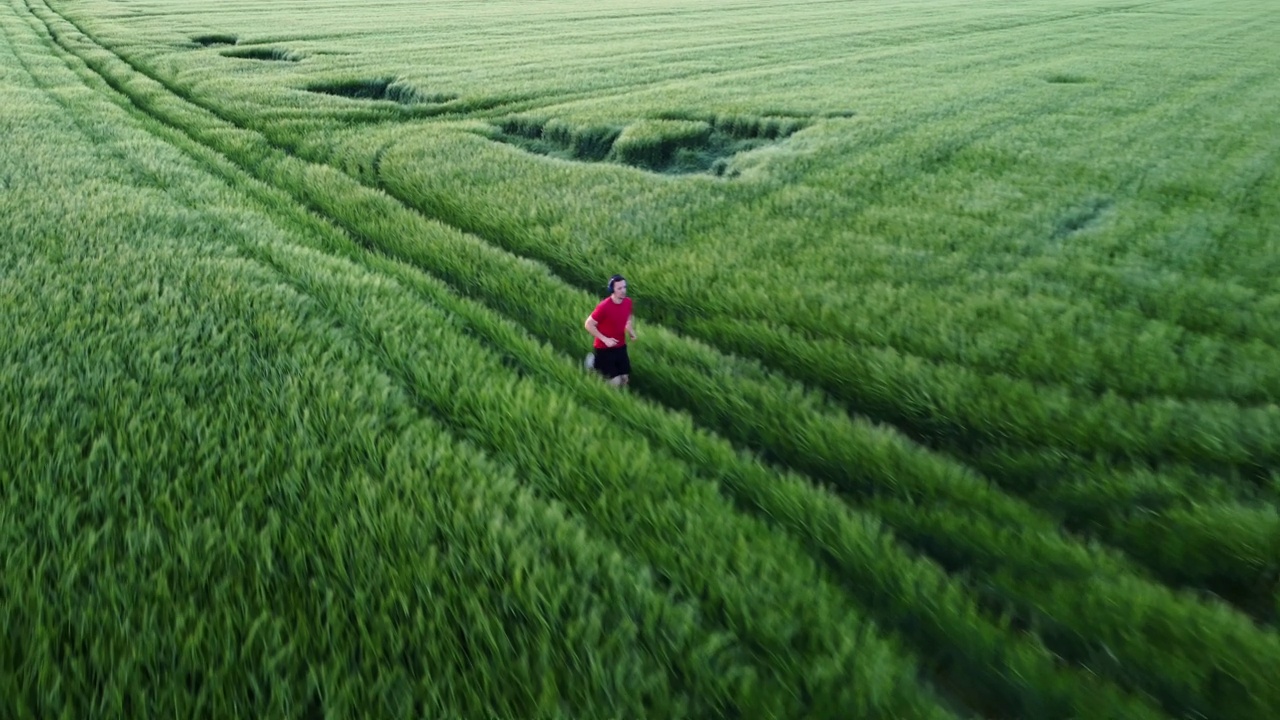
[37,2,1280,712]
[30,6,1279,717]
[230,160,1173,719]
[0,99,706,716]
[0,12,708,718]
[9,0,1280,717]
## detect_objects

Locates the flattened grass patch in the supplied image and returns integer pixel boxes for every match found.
[1052,196,1112,240]
[222,46,303,62]
[487,112,812,176]
[492,117,622,162]
[1046,73,1090,84]
[192,34,237,47]
[306,77,459,106]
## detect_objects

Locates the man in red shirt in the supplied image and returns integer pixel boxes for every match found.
[584,274,637,387]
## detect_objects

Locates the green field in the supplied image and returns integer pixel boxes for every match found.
[2,0,1278,716]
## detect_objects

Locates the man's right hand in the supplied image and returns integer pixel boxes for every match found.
[601,337,618,348]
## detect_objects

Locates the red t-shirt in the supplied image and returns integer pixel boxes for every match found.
[590,297,632,350]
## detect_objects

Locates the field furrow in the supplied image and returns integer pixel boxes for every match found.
[25,5,1280,720]
[0,39,747,718]
[45,0,1280,628]
[7,6,954,715]
[7,0,1280,716]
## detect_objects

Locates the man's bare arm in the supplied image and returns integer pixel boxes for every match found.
[585,316,617,346]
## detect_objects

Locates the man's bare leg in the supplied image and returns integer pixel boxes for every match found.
[609,374,627,388]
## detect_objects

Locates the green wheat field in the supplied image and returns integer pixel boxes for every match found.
[2,0,1278,716]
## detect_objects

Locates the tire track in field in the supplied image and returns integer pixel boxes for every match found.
[0,26,812,720]
[20,0,994,533]
[33,0,1134,576]
[60,0,1280,640]
[18,0,995,566]
[24,7,1280,716]
[336,8,1280,509]
[6,9,1003,717]
[396,3,1280,379]
[1,9,906,716]
[353,5,1280,381]
[137,5,1128,415]
[0,11,1198,717]
[37,0,1269,617]
[355,53,1280,607]
[34,0,1280,619]
[72,0,1269,458]
[31,0,1008,512]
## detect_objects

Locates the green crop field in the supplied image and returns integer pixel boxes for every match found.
[2,0,1278,716]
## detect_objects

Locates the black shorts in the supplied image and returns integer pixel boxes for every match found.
[593,344,631,379]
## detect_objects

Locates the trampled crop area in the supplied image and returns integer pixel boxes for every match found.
[2,0,1278,716]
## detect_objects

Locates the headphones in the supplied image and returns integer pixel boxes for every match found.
[607,274,626,295]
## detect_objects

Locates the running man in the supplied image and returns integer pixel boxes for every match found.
[584,274,636,387]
